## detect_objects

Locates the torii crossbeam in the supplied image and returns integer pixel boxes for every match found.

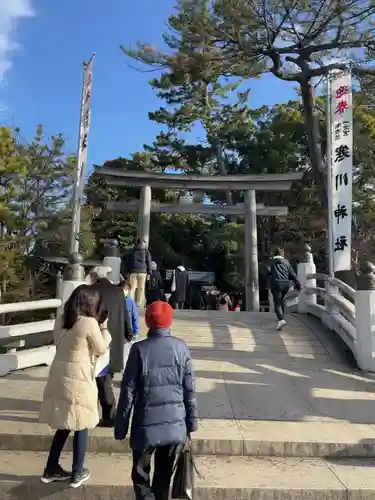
[100,168,302,311]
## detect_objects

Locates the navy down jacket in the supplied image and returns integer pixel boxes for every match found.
[268,256,301,290]
[114,328,198,451]
[126,245,152,274]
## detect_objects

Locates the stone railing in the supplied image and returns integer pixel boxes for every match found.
[302,273,356,354]
[0,299,62,377]
[295,245,375,372]
[0,243,123,377]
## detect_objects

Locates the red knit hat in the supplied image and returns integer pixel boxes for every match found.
[145,301,173,329]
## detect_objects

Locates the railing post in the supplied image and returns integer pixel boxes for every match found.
[324,278,340,331]
[60,253,86,304]
[55,269,63,298]
[268,289,274,313]
[355,261,375,372]
[297,244,317,313]
[102,239,121,284]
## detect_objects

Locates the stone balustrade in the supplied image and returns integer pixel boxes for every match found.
[295,244,375,372]
[1,241,375,376]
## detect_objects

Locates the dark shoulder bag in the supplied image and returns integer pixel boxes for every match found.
[171,444,203,500]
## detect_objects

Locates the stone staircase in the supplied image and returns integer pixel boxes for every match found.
[1,311,375,498]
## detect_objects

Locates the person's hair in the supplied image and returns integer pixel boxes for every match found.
[274,247,284,257]
[90,265,111,283]
[136,236,148,248]
[119,280,130,291]
[62,285,100,330]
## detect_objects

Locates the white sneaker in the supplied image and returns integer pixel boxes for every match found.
[276,320,286,330]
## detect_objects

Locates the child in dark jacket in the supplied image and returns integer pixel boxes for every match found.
[115,301,197,500]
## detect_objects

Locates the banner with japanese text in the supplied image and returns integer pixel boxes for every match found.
[329,70,353,272]
[70,55,94,253]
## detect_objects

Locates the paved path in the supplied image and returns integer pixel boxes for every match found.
[1,311,375,498]
[1,311,375,453]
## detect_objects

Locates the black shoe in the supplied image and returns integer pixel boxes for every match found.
[69,468,91,488]
[97,418,114,428]
[41,465,71,484]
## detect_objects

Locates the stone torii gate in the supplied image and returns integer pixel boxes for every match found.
[100,169,302,311]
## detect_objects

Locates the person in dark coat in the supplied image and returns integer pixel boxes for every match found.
[266,248,301,330]
[115,301,198,500]
[171,265,189,309]
[146,261,164,306]
[125,237,152,308]
[90,266,133,427]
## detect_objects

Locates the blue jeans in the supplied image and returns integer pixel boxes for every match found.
[45,429,88,474]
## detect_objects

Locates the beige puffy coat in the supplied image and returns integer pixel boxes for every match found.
[39,315,111,431]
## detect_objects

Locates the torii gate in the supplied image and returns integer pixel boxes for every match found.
[100,169,302,311]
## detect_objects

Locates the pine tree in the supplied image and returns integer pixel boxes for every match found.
[121,0,375,202]
[0,125,80,301]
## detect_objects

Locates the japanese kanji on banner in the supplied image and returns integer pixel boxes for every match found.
[70,54,95,254]
[328,70,353,272]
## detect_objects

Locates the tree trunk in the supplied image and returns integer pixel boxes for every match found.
[300,79,332,273]
[299,79,326,201]
[211,138,233,205]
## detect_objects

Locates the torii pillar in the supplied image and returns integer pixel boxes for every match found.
[245,190,259,312]
[100,169,302,311]
[138,186,152,246]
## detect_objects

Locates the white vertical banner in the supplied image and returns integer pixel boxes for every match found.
[328,70,353,272]
[70,54,95,255]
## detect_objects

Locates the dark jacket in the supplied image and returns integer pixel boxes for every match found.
[172,268,189,303]
[90,278,133,373]
[267,256,301,290]
[114,328,198,451]
[146,270,164,303]
[127,245,152,274]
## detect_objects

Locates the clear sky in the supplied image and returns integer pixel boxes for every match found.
[1,0,297,168]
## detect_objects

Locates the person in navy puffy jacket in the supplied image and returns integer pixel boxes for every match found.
[114,301,198,500]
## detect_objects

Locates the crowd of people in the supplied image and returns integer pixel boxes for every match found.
[123,237,242,312]
[37,238,299,496]
[38,243,198,497]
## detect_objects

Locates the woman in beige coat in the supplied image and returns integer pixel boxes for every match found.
[39,285,111,489]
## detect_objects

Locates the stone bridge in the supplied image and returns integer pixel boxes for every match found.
[1,251,375,498]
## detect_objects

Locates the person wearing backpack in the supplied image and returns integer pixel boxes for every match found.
[126,237,152,307]
[146,261,164,305]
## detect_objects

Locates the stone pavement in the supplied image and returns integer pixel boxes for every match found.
[1,310,375,498]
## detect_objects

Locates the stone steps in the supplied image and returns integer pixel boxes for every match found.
[0,450,373,499]
[2,420,375,459]
[1,311,374,497]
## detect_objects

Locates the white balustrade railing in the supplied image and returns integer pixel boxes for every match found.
[0,298,62,377]
[303,273,357,360]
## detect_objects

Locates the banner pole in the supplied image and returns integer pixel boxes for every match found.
[69,53,95,255]
[326,70,334,277]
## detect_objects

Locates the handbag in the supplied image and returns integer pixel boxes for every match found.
[171,444,202,500]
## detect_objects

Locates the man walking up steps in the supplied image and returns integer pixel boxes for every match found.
[267,248,301,330]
